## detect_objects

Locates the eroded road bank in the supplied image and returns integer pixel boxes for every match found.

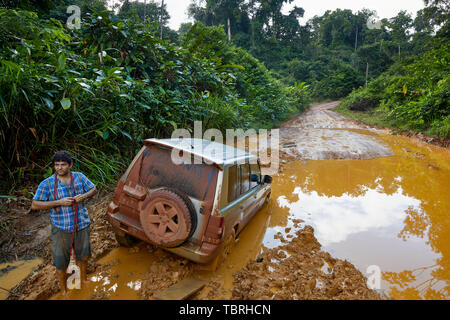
[2,101,450,300]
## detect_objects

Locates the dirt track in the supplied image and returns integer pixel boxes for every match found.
[229,101,394,300]
[1,101,394,300]
[277,101,393,162]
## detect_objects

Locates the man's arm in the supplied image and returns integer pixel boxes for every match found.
[31,197,74,211]
[74,185,97,203]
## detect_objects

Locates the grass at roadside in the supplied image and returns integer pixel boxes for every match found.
[334,103,450,147]
[333,103,397,129]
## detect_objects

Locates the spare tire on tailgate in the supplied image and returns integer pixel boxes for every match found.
[139,188,196,248]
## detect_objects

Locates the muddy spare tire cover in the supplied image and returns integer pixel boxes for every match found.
[140,188,194,248]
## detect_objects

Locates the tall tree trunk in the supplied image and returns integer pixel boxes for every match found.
[366,62,369,86]
[160,0,164,39]
[228,17,231,41]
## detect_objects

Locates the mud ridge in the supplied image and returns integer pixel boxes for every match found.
[2,101,418,300]
[231,226,386,300]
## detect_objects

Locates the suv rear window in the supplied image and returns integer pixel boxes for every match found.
[139,146,218,200]
[227,163,252,204]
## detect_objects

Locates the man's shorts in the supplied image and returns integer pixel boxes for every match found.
[51,224,91,270]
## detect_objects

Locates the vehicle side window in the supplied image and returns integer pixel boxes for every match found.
[250,163,261,189]
[227,165,239,203]
[240,163,250,194]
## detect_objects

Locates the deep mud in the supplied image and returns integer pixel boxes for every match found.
[332,104,450,150]
[4,101,442,300]
[1,193,119,300]
[277,101,394,162]
[232,226,384,300]
[393,130,450,149]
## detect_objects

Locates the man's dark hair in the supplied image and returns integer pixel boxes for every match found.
[52,150,73,165]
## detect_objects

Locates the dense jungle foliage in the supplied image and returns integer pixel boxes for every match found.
[337,41,450,139]
[188,0,448,139]
[0,1,310,191]
[187,0,449,136]
[187,0,448,99]
[0,0,448,192]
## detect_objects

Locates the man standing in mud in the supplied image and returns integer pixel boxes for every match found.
[31,150,97,295]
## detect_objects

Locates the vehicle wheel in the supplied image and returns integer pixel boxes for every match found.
[113,227,139,247]
[139,188,195,248]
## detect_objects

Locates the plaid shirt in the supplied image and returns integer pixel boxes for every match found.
[33,171,95,232]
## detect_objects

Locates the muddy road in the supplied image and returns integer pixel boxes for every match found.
[278,101,393,163]
[1,101,449,300]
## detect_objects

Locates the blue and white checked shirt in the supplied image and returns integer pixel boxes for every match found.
[33,171,95,232]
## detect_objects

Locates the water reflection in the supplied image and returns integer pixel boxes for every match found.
[49,132,450,300]
[126,280,142,291]
[277,184,420,246]
[51,247,152,300]
[262,133,450,299]
[0,259,42,300]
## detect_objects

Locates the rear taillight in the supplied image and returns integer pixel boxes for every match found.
[107,201,119,214]
[217,216,224,237]
[203,215,224,244]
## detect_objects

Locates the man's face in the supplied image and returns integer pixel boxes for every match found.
[54,161,72,177]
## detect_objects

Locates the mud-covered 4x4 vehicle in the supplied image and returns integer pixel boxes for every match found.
[106,138,272,266]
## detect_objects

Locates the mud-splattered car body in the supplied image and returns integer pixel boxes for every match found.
[106,138,272,264]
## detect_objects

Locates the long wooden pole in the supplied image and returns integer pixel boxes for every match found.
[228,17,231,41]
[366,62,369,86]
[160,0,164,39]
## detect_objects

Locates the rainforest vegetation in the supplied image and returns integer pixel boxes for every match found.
[0,0,448,192]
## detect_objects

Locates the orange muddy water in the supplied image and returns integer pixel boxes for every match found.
[0,259,42,299]
[267,132,450,299]
[50,128,450,300]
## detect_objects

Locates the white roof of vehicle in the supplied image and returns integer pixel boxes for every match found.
[144,138,258,168]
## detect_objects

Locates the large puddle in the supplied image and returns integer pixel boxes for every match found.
[0,259,42,299]
[263,132,450,299]
[52,130,450,300]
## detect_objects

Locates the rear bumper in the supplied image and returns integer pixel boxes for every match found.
[106,208,221,264]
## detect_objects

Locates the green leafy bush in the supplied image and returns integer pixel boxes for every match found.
[338,43,450,139]
[286,82,311,113]
[383,44,449,130]
[340,74,389,111]
[180,22,309,128]
[0,10,310,191]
